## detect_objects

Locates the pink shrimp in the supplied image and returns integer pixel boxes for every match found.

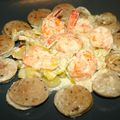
[55,33,83,55]
[67,9,79,30]
[67,9,93,33]
[45,9,81,48]
[41,8,65,38]
[89,26,113,50]
[67,50,97,80]
[45,9,92,48]
[44,9,79,47]
[74,18,93,33]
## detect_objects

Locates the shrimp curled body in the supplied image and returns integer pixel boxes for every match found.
[67,50,97,80]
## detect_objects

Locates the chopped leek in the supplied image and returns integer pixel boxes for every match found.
[44,77,61,88]
[18,67,41,78]
[12,46,26,59]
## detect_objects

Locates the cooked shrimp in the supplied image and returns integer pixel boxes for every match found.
[67,9,93,33]
[23,45,58,70]
[46,31,83,51]
[45,9,82,48]
[46,32,83,54]
[67,50,97,80]
[67,9,79,30]
[41,8,65,38]
[55,33,83,55]
[74,18,93,33]
[89,26,113,50]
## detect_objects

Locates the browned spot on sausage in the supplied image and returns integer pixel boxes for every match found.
[25,98,28,101]
[72,106,79,112]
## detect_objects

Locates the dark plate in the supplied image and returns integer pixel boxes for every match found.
[0,0,120,120]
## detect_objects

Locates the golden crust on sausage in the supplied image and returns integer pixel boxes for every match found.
[0,34,14,57]
[7,78,48,107]
[0,58,17,83]
[54,85,93,117]
[27,8,51,26]
[3,20,31,37]
[93,69,120,97]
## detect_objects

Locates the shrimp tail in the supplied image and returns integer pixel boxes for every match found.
[67,9,79,30]
[48,8,63,18]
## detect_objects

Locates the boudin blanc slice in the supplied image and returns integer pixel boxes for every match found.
[105,51,120,74]
[112,32,120,51]
[6,78,49,110]
[0,34,14,57]
[0,58,17,83]
[27,8,51,26]
[92,69,120,97]
[94,12,120,33]
[54,85,93,117]
[3,20,31,37]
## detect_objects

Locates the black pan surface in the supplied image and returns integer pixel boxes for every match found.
[0,0,120,120]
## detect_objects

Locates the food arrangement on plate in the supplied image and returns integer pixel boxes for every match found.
[0,2,120,118]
